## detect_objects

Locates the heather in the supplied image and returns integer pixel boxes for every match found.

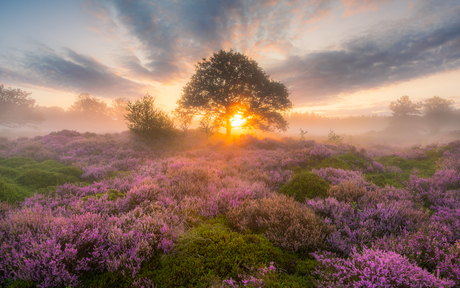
[0,131,460,287]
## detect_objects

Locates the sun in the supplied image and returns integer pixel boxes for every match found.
[230,113,245,127]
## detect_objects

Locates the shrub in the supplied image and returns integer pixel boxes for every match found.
[309,145,332,161]
[278,171,329,202]
[15,169,78,190]
[0,156,37,168]
[327,181,367,203]
[0,178,27,203]
[154,217,294,288]
[226,195,333,253]
[125,94,177,140]
[313,248,455,287]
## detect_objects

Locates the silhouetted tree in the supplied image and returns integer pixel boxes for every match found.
[386,96,422,136]
[125,94,177,139]
[68,93,110,119]
[422,96,455,133]
[0,85,44,128]
[176,50,292,136]
[110,98,128,121]
[389,96,421,118]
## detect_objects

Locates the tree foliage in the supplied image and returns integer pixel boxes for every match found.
[0,85,44,128]
[68,93,109,119]
[176,50,292,136]
[389,95,421,118]
[125,94,176,139]
[422,96,455,133]
[423,96,454,117]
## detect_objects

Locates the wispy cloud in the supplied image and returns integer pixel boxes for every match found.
[0,48,151,99]
[269,1,460,105]
[340,0,394,16]
[96,0,333,82]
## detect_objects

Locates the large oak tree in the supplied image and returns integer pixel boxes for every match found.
[176,50,292,136]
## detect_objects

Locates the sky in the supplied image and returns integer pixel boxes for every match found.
[1,0,459,117]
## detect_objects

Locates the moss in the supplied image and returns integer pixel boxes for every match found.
[317,157,351,170]
[154,217,295,288]
[82,189,125,202]
[376,152,439,179]
[279,171,329,202]
[79,271,134,288]
[338,153,369,170]
[365,172,405,188]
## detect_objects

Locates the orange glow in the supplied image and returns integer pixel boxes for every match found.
[230,113,245,127]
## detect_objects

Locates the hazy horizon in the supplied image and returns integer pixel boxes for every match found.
[1,0,460,117]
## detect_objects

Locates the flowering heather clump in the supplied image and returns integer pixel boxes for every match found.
[0,204,176,287]
[327,181,367,203]
[309,144,332,161]
[313,248,455,287]
[372,223,460,284]
[227,194,333,253]
[312,167,368,187]
[306,197,428,256]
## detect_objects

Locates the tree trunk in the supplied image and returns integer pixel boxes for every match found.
[226,117,232,137]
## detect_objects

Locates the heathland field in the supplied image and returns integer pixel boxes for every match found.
[1,131,460,287]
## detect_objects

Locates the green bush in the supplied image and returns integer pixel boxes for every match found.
[279,171,329,202]
[0,167,20,179]
[0,177,28,203]
[0,157,37,168]
[154,217,295,288]
[15,169,78,190]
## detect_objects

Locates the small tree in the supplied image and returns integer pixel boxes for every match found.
[176,50,292,137]
[68,93,110,119]
[0,85,44,128]
[125,94,177,139]
[327,129,343,145]
[300,128,308,142]
[422,96,455,133]
[389,96,421,118]
[198,114,218,140]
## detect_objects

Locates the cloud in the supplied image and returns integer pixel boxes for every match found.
[0,48,151,99]
[340,0,394,16]
[96,0,333,82]
[269,1,460,105]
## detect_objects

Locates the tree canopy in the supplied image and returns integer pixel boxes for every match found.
[389,95,421,118]
[176,50,292,136]
[0,85,44,128]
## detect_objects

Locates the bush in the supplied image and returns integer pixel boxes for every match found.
[125,94,177,140]
[313,248,455,287]
[0,178,28,203]
[327,181,366,203]
[0,157,37,168]
[226,195,333,253]
[154,217,294,288]
[15,169,78,190]
[279,171,329,202]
